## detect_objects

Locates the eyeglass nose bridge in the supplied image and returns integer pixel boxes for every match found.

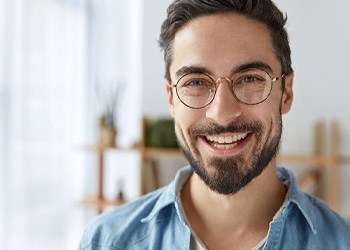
[215,77,233,85]
[213,76,255,106]
[213,76,236,96]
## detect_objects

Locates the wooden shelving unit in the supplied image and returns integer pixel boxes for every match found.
[81,145,140,213]
[81,144,183,213]
[81,120,347,213]
[276,121,344,211]
[81,196,126,213]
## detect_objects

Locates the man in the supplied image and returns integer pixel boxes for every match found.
[80,0,350,249]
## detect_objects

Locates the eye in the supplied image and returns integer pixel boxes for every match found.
[178,74,214,89]
[235,74,266,85]
[185,79,210,87]
[241,75,263,83]
[243,76,257,82]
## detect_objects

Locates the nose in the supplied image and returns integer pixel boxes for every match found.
[205,78,242,125]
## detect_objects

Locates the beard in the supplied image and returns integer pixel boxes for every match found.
[177,117,282,195]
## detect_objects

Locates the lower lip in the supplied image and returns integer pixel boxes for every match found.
[199,133,253,157]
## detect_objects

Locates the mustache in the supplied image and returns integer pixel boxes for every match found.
[190,121,263,137]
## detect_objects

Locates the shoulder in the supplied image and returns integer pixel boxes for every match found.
[306,194,350,235]
[286,192,350,247]
[79,188,168,250]
[277,167,350,246]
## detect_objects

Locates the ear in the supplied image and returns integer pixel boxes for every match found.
[165,81,175,117]
[281,73,294,114]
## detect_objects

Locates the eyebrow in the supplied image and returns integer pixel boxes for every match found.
[233,61,273,75]
[175,61,274,79]
[175,66,212,78]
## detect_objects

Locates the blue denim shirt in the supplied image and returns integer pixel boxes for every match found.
[79,167,350,249]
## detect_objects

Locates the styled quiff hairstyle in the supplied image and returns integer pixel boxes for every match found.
[159,0,293,82]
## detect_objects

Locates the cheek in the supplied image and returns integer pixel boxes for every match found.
[268,86,284,113]
[173,104,203,139]
[249,100,282,135]
[175,109,200,130]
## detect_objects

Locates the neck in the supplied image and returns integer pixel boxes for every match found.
[181,161,286,249]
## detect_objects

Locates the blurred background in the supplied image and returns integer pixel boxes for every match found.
[0,0,349,249]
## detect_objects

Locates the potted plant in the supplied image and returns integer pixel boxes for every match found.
[95,81,123,148]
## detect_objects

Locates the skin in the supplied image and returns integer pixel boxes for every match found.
[165,13,294,249]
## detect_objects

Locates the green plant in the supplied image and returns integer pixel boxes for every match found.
[146,118,178,148]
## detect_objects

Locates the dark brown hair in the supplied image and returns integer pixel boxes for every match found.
[159,0,293,81]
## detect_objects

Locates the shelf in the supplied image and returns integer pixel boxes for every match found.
[144,147,182,157]
[82,144,140,152]
[81,196,126,212]
[277,154,327,166]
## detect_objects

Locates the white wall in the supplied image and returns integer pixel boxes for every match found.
[141,1,350,216]
[88,0,143,148]
[142,0,173,117]
[275,0,350,154]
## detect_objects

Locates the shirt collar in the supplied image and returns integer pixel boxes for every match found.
[277,167,317,234]
[141,166,192,223]
[142,166,317,235]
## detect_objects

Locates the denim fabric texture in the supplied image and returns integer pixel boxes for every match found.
[79,167,350,250]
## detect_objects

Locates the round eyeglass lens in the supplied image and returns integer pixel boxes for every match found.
[176,73,215,108]
[232,69,272,105]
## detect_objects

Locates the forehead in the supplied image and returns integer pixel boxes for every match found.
[170,13,281,78]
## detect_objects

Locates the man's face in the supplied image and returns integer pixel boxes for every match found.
[166,13,293,195]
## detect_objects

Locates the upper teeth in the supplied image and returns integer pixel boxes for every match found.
[206,133,248,144]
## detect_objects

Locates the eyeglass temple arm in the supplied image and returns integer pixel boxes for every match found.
[272,74,285,82]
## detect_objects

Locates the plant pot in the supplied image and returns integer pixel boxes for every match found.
[99,126,117,148]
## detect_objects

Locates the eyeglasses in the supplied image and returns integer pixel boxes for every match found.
[170,68,284,109]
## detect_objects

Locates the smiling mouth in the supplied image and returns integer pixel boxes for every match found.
[204,133,249,150]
